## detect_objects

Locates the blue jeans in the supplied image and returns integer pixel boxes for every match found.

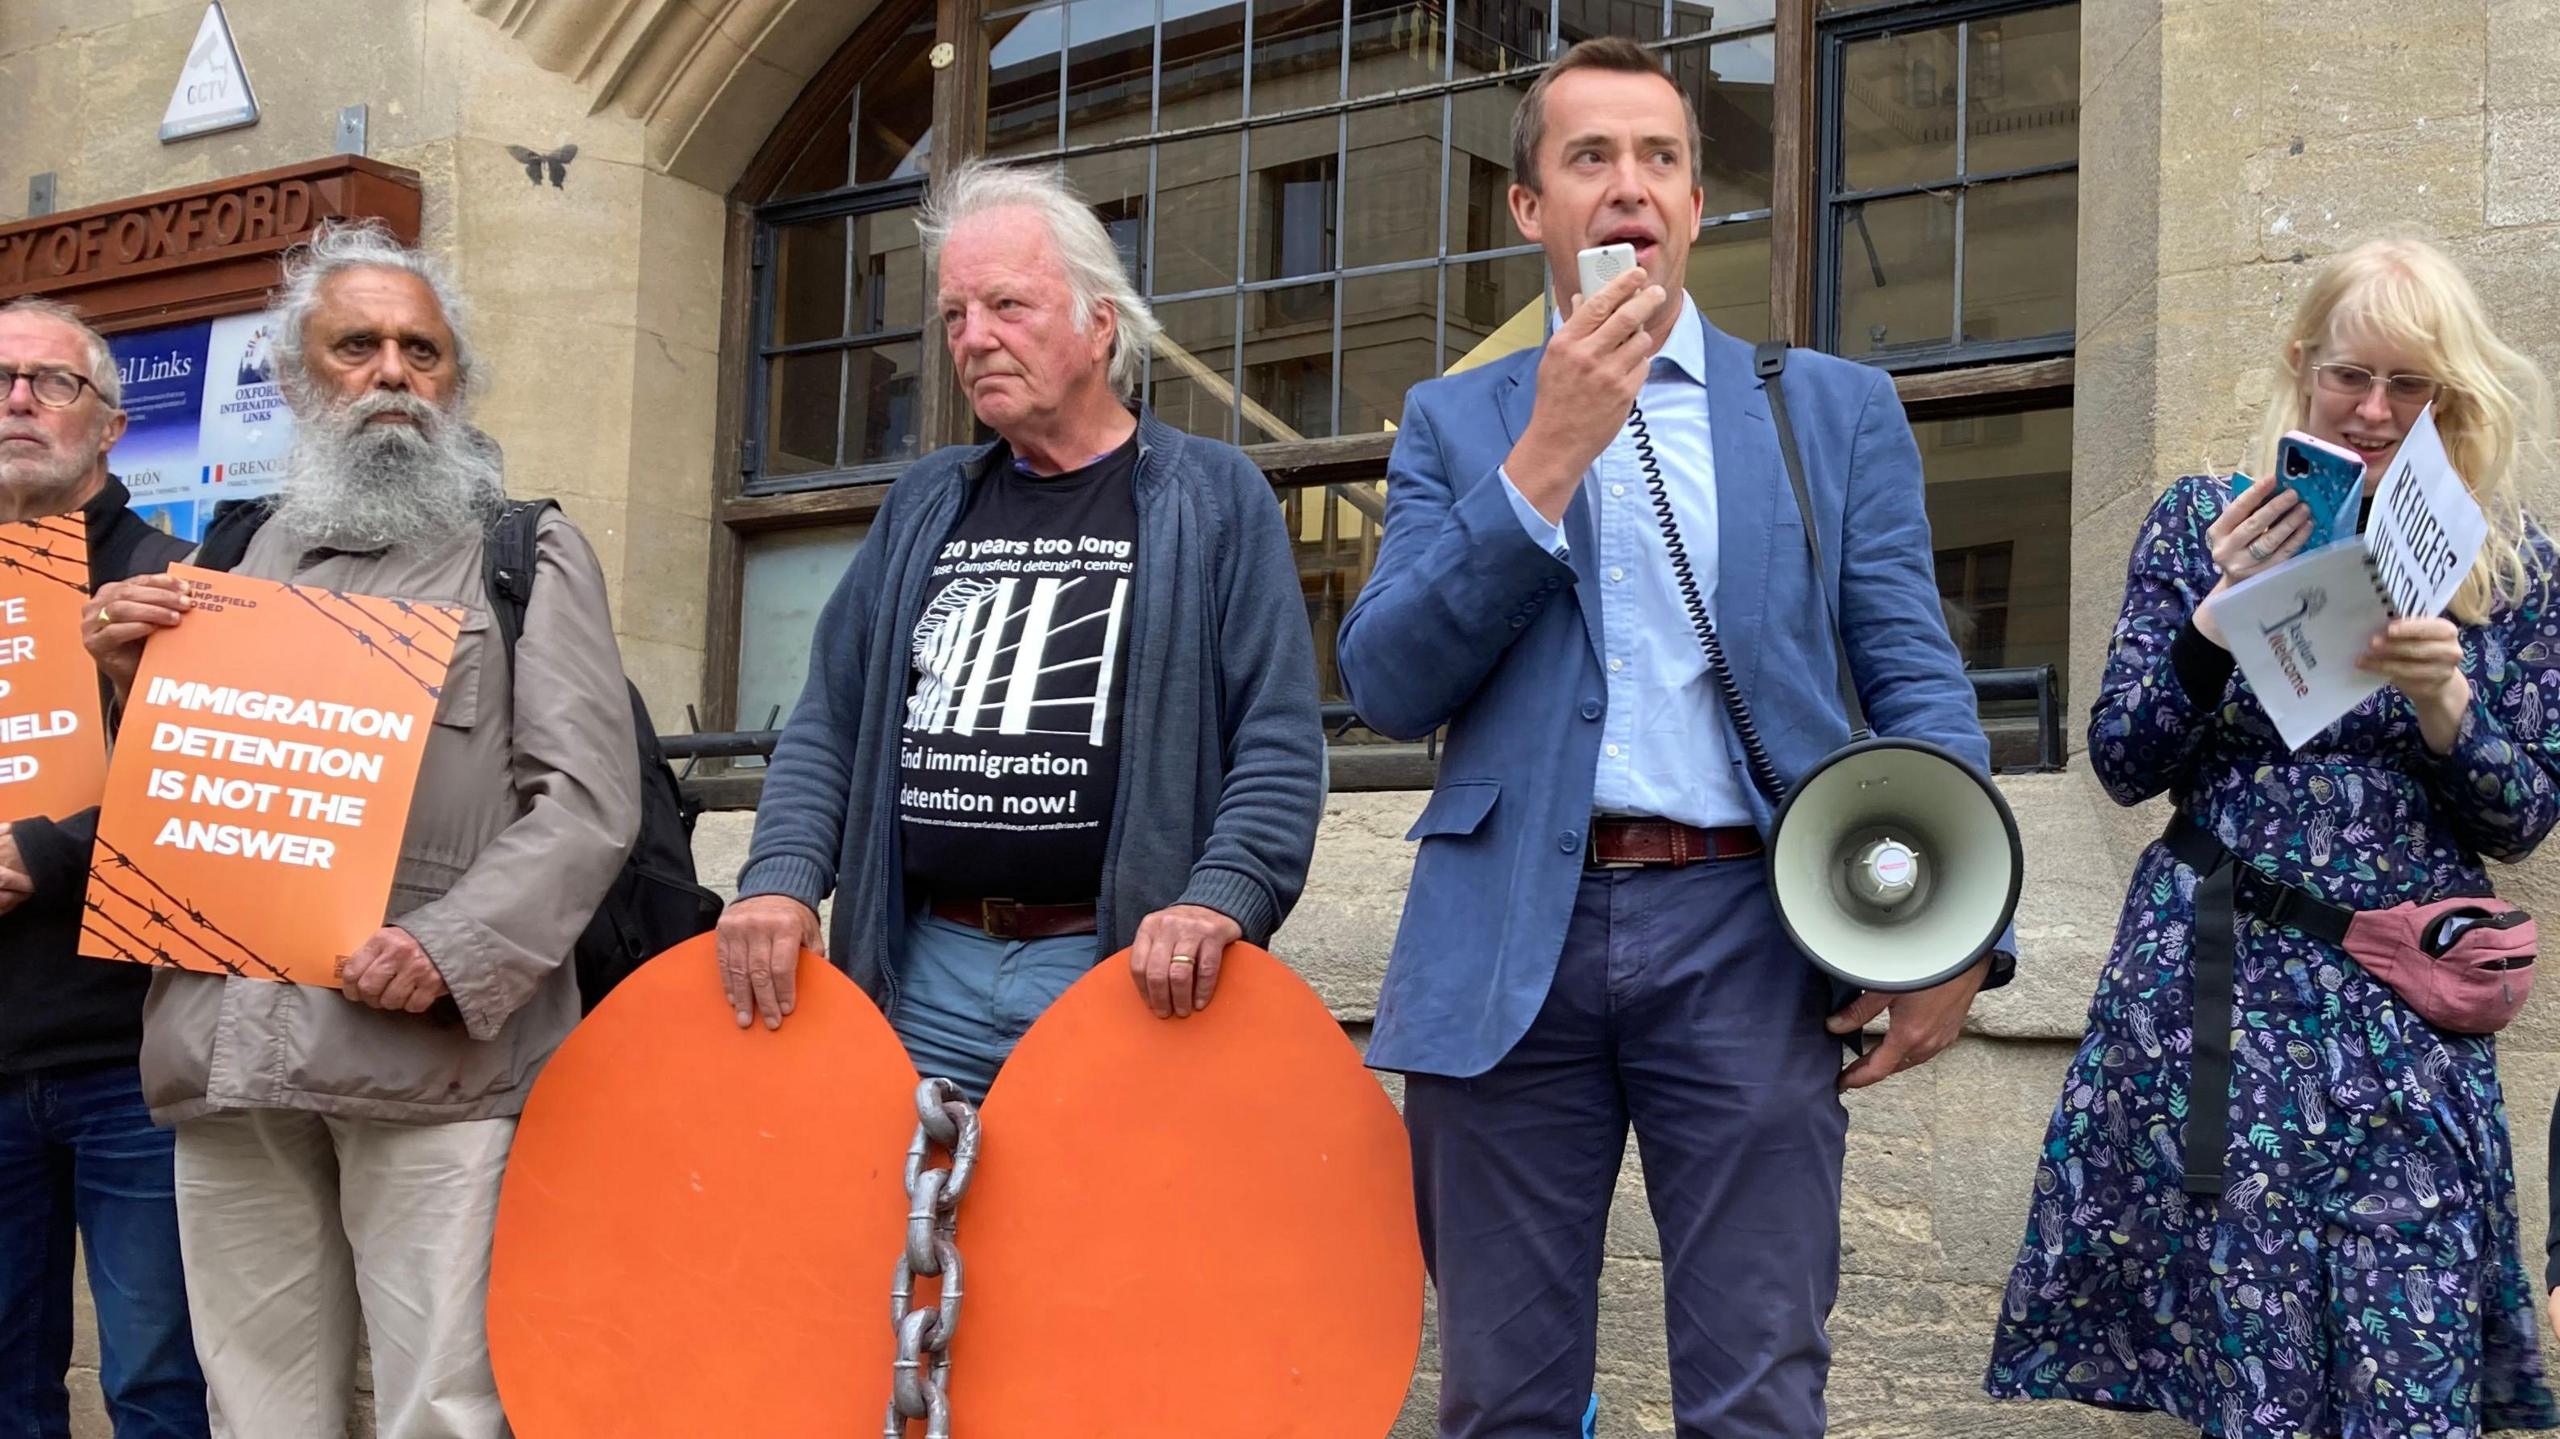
[894,915,1099,1100]
[0,1064,208,1439]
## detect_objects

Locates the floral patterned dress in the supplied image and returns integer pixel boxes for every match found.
[1983,476,2560,1438]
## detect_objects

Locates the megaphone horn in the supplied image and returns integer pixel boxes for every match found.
[1767,737,2023,993]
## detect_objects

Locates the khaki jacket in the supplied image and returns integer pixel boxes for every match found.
[140,510,640,1124]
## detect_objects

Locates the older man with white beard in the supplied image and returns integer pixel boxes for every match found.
[83,223,640,1439]
[0,298,208,1439]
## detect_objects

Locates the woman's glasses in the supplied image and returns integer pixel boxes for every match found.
[2309,362,2441,410]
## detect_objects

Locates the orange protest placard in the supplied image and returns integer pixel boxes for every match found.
[81,564,460,986]
[0,515,107,820]
[487,938,1424,1438]
[955,943,1424,1436]
[488,936,920,1438]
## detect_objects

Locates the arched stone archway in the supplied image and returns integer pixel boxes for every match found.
[435,0,895,720]
[462,0,884,191]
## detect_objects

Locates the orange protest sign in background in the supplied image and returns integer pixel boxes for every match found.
[489,937,1424,1438]
[0,515,107,820]
[82,565,459,986]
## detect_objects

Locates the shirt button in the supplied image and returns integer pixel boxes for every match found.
[1608,657,1624,673]
[1605,743,1621,758]
[1558,830,1580,853]
[1611,484,1626,498]
[1609,566,1625,583]
[1580,699,1602,720]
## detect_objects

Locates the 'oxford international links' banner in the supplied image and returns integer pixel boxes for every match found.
[105,312,290,542]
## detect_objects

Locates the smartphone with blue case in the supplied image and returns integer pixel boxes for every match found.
[2230,431,2366,553]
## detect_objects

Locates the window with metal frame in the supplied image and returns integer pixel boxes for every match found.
[983,0,1778,451]
[709,0,2080,774]
[967,0,1778,760]
[1816,0,2077,370]
[742,20,936,496]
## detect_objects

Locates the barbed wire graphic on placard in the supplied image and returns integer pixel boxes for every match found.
[278,584,462,699]
[89,836,289,980]
[391,598,461,643]
[80,898,235,976]
[0,517,92,595]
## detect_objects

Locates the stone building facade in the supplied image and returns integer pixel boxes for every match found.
[5,1,2560,1435]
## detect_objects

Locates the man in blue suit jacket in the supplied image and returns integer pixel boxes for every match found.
[1337,38,2014,1439]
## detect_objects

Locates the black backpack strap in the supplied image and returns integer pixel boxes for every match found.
[193,498,277,573]
[482,498,557,665]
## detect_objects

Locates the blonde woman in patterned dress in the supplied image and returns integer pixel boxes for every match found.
[1985,238,2560,1437]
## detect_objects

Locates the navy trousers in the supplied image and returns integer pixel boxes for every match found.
[1405,860,1847,1438]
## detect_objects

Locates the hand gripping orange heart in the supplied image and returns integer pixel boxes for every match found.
[488,932,1423,1437]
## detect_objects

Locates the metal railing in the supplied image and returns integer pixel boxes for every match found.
[670,666,2063,812]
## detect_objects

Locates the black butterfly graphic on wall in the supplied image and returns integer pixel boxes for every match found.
[506,144,580,188]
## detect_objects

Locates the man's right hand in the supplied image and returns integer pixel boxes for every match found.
[1503,267,1669,522]
[83,574,192,699]
[716,894,821,1031]
[0,828,35,919]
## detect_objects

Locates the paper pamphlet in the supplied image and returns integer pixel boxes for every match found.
[2201,406,2485,750]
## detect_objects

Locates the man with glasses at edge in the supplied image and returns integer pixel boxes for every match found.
[0,298,207,1438]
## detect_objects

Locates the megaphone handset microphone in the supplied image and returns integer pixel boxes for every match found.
[1608,338,2023,993]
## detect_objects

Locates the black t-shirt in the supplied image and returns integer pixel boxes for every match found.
[898,435,1140,902]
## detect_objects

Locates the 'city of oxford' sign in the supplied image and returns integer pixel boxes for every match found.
[0,157,422,332]
[0,180,318,292]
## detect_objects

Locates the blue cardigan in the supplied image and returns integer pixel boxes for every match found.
[736,410,1326,1012]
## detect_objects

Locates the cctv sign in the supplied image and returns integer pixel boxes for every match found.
[160,3,261,143]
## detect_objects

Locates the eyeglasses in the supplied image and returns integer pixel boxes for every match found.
[0,367,99,410]
[2310,362,2442,409]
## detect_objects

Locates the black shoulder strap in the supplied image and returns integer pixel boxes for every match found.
[482,498,556,665]
[194,498,277,573]
[1753,340,1870,741]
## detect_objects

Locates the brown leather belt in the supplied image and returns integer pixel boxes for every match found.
[927,897,1100,941]
[1585,818,1763,869]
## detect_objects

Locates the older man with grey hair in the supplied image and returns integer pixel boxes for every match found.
[84,222,640,1439]
[718,159,1323,1098]
[0,296,209,1438]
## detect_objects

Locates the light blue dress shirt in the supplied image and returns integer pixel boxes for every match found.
[1500,295,1755,828]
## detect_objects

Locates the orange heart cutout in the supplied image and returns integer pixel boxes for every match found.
[487,933,922,1437]
[950,942,1424,1436]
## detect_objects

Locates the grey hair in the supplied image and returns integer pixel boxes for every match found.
[0,296,121,408]
[917,159,1159,398]
[270,220,475,406]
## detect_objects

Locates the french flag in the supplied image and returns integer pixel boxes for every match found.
[199,465,225,485]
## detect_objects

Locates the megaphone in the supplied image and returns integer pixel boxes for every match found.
[1767,736,2023,992]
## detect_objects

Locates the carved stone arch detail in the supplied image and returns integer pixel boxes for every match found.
[461,0,882,188]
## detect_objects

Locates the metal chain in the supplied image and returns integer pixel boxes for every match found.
[886,1077,978,1438]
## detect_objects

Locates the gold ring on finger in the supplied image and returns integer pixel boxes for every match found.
[1169,954,1194,968]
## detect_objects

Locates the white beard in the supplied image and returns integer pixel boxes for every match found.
[0,431,100,523]
[268,389,503,551]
